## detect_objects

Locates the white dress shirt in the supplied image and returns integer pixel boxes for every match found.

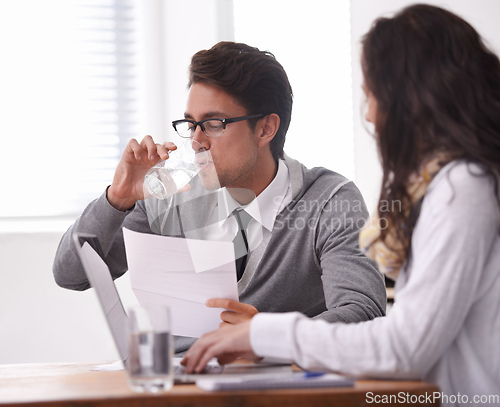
[202,159,292,262]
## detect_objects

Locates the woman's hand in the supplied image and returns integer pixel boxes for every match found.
[181,321,256,373]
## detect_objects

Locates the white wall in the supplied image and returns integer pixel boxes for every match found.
[350,0,500,211]
[233,0,355,180]
[0,233,136,363]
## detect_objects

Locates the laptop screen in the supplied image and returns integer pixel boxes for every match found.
[73,233,129,363]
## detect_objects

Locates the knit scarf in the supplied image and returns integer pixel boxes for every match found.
[359,154,449,280]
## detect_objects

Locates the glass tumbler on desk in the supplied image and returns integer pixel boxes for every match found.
[126,305,173,393]
[144,139,209,200]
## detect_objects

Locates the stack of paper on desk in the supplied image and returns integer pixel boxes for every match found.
[123,228,239,338]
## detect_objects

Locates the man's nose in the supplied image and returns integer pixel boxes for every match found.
[191,125,209,151]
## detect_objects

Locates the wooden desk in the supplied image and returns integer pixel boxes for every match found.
[0,362,440,407]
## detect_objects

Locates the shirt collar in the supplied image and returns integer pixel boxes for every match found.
[216,159,290,231]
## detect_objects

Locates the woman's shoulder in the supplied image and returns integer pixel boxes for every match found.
[430,160,497,193]
[425,159,499,217]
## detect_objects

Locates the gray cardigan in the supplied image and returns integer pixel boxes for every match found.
[53,156,386,353]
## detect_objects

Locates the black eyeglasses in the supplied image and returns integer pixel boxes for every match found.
[172,114,265,138]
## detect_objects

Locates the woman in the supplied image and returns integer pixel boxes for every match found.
[182,4,500,403]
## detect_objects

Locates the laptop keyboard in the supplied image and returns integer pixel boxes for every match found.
[174,364,224,376]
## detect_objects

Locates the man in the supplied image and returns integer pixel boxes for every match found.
[53,41,386,354]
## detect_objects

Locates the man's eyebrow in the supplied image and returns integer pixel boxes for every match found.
[184,111,228,120]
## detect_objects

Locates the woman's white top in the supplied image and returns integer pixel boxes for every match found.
[250,161,500,406]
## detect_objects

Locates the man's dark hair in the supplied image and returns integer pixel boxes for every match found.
[188,41,293,161]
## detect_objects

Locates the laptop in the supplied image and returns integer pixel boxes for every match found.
[72,232,292,383]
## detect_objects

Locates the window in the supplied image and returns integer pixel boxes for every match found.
[0,0,142,228]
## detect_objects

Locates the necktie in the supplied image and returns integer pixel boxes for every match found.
[233,209,252,281]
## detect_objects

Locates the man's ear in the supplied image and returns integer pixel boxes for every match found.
[258,113,280,147]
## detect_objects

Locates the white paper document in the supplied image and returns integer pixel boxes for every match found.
[122,228,239,338]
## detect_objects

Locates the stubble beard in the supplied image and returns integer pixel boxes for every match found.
[200,154,258,191]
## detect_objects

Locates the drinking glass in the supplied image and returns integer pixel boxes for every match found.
[126,305,173,393]
[144,139,209,200]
